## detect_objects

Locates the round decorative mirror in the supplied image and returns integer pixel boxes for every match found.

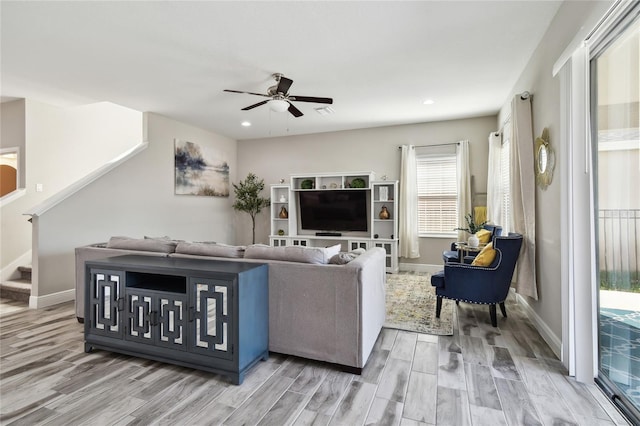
[537,144,548,174]
[535,128,554,189]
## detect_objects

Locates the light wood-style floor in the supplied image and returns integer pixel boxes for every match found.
[0,289,631,425]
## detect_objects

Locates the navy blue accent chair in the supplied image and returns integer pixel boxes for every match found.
[442,224,503,263]
[431,233,523,327]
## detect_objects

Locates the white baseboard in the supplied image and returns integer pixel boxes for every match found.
[514,290,562,359]
[29,288,75,309]
[1,250,32,281]
[399,262,442,274]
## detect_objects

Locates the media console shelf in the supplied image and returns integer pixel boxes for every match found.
[270,172,399,273]
[84,255,269,384]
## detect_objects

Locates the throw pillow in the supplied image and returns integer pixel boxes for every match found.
[175,242,245,258]
[328,246,368,264]
[476,229,492,244]
[244,244,286,261]
[283,246,327,264]
[245,244,341,264]
[329,252,357,265]
[106,236,178,253]
[325,244,341,260]
[471,242,497,266]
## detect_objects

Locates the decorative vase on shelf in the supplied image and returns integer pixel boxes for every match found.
[277,229,285,236]
[468,233,479,248]
[279,206,289,219]
[279,195,286,203]
[379,206,390,220]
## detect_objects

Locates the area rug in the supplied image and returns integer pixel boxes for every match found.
[385,273,454,335]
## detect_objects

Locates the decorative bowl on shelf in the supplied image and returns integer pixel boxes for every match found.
[351,178,366,188]
[300,179,314,189]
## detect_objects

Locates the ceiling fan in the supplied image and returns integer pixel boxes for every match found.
[224,73,333,118]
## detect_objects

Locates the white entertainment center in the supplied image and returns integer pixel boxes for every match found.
[269,172,399,273]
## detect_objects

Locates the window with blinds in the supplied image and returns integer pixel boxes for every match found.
[416,154,458,235]
[500,138,511,233]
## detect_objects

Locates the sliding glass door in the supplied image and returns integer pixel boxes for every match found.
[591,12,640,423]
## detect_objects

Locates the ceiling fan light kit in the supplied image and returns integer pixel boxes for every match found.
[224,73,333,118]
[269,99,289,113]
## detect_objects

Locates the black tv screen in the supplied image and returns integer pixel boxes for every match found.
[298,190,368,232]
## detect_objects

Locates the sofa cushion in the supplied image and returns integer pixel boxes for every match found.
[175,242,244,258]
[245,244,342,264]
[431,271,445,288]
[106,236,177,253]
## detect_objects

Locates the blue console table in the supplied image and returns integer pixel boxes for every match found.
[84,255,269,384]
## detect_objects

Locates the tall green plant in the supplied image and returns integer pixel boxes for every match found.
[232,173,271,244]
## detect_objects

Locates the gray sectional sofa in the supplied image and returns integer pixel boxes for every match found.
[75,237,387,371]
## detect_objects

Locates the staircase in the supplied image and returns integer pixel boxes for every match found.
[0,266,31,303]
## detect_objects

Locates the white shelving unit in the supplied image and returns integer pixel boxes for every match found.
[269,173,399,273]
[270,185,291,238]
[371,181,399,272]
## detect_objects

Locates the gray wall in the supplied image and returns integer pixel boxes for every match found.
[1,100,141,274]
[497,0,613,341]
[35,112,237,297]
[0,100,27,272]
[236,115,496,262]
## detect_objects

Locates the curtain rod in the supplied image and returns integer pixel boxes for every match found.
[397,142,460,150]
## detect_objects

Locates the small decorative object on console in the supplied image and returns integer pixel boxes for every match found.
[301,179,314,189]
[278,229,285,236]
[379,186,388,201]
[279,206,289,219]
[351,178,366,188]
[455,213,487,234]
[379,206,390,220]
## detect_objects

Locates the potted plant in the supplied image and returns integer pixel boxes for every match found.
[232,173,271,244]
[454,213,487,248]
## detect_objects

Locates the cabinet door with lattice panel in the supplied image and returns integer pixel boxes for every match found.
[189,277,234,360]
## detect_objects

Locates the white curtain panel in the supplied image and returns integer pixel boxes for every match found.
[399,145,420,258]
[486,132,503,226]
[510,95,538,300]
[456,140,472,242]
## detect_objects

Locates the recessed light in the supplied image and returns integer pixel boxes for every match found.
[241,121,251,127]
[315,106,334,115]
[423,99,435,105]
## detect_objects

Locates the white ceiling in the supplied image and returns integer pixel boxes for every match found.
[1,1,562,141]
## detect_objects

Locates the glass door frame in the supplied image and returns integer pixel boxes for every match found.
[589,3,640,423]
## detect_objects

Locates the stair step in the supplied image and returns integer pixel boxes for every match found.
[18,265,32,282]
[0,280,31,303]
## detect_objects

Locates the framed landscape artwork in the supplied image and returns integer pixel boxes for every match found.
[174,139,229,197]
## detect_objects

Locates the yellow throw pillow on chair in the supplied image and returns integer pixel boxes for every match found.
[476,229,492,244]
[471,242,497,266]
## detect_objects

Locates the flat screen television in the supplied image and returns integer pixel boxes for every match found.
[298,190,368,232]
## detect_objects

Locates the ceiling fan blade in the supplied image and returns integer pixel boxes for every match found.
[287,102,303,117]
[224,89,270,98]
[276,77,293,95]
[241,100,269,111]
[289,96,333,104]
